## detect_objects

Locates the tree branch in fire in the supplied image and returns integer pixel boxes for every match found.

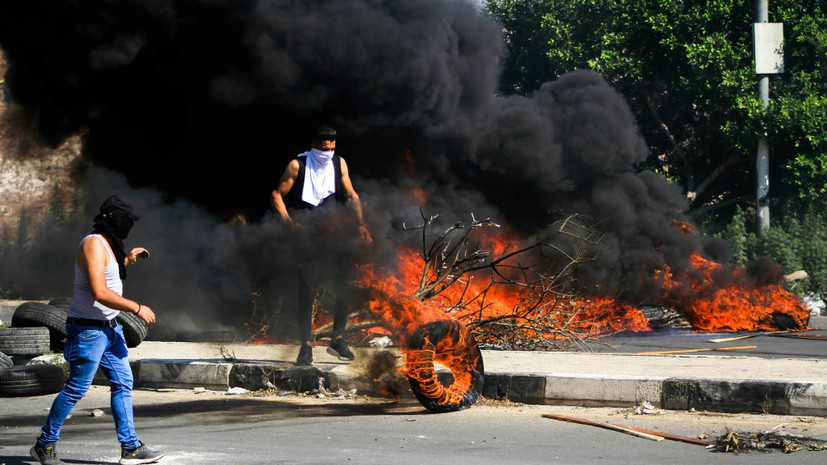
[404,212,622,349]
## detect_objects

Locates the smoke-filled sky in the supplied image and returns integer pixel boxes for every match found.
[0,0,731,338]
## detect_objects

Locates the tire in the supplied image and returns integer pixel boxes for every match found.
[0,365,65,397]
[405,319,485,413]
[116,311,148,347]
[0,327,50,356]
[0,351,12,368]
[48,297,73,310]
[12,302,68,351]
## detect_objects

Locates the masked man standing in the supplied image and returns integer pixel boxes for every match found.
[30,195,164,465]
[271,126,372,365]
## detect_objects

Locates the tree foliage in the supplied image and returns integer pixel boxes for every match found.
[718,205,827,296]
[484,0,827,228]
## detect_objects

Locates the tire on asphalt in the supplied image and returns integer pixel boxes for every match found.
[48,297,73,310]
[0,351,13,368]
[0,327,50,356]
[0,365,65,397]
[405,319,485,413]
[12,302,68,351]
[116,311,148,348]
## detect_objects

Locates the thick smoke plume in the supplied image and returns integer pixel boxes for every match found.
[0,0,730,338]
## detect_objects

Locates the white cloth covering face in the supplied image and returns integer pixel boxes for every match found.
[298,149,336,206]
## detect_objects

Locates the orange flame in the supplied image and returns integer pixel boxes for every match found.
[655,254,809,332]
[355,228,651,345]
[405,320,482,408]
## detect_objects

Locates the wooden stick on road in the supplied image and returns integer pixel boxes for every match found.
[708,331,789,343]
[541,413,715,446]
[621,426,715,446]
[630,345,756,355]
[541,413,664,441]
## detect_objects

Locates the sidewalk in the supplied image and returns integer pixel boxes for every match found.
[5,299,824,416]
[124,326,827,416]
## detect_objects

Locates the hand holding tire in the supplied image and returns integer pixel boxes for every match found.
[136,304,156,326]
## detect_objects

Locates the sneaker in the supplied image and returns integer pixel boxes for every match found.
[296,343,313,366]
[119,443,164,465]
[30,441,65,465]
[327,338,355,361]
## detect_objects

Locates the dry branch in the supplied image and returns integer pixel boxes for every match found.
[403,212,620,349]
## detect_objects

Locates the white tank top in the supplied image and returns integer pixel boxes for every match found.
[68,234,122,320]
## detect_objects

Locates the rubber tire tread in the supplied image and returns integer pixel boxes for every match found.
[12,302,68,351]
[0,351,12,368]
[406,319,484,413]
[0,327,50,355]
[116,311,148,348]
[0,365,65,397]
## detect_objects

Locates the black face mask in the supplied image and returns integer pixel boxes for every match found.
[109,215,134,240]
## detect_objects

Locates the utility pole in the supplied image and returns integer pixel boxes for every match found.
[753,1,783,236]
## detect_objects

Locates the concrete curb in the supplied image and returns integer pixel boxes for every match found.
[483,372,827,416]
[103,358,827,416]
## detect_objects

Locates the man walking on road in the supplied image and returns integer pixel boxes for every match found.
[271,125,372,366]
[30,195,164,465]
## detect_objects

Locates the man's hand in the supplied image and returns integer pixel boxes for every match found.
[286,219,304,231]
[358,224,373,242]
[136,304,156,326]
[125,247,150,266]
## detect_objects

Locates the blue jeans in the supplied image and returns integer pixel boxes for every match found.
[38,322,141,449]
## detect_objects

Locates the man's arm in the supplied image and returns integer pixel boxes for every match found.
[78,237,156,326]
[271,159,301,229]
[339,157,372,242]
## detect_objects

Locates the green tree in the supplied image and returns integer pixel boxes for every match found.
[484,0,827,228]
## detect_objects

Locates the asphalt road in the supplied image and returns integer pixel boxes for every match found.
[588,323,827,359]
[2,386,825,465]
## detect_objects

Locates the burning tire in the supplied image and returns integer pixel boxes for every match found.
[12,302,68,351]
[405,319,484,413]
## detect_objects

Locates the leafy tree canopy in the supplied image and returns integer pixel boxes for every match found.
[485,0,827,229]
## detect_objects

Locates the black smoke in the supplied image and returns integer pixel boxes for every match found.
[0,0,731,338]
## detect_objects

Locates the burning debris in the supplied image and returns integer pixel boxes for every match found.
[405,319,484,413]
[656,253,810,332]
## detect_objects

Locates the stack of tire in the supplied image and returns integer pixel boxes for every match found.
[0,298,148,397]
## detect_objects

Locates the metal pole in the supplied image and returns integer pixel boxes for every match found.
[755,0,770,235]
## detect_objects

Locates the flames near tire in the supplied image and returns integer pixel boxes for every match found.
[405,319,484,413]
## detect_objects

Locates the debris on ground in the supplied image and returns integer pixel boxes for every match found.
[716,430,827,453]
[227,386,250,395]
[633,400,664,415]
[91,409,104,417]
[803,293,824,317]
[369,336,393,348]
[313,376,357,400]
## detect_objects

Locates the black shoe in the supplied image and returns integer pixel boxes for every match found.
[30,441,65,465]
[327,338,355,361]
[119,442,164,465]
[296,343,313,366]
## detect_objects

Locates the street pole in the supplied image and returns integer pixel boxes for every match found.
[755,0,770,236]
